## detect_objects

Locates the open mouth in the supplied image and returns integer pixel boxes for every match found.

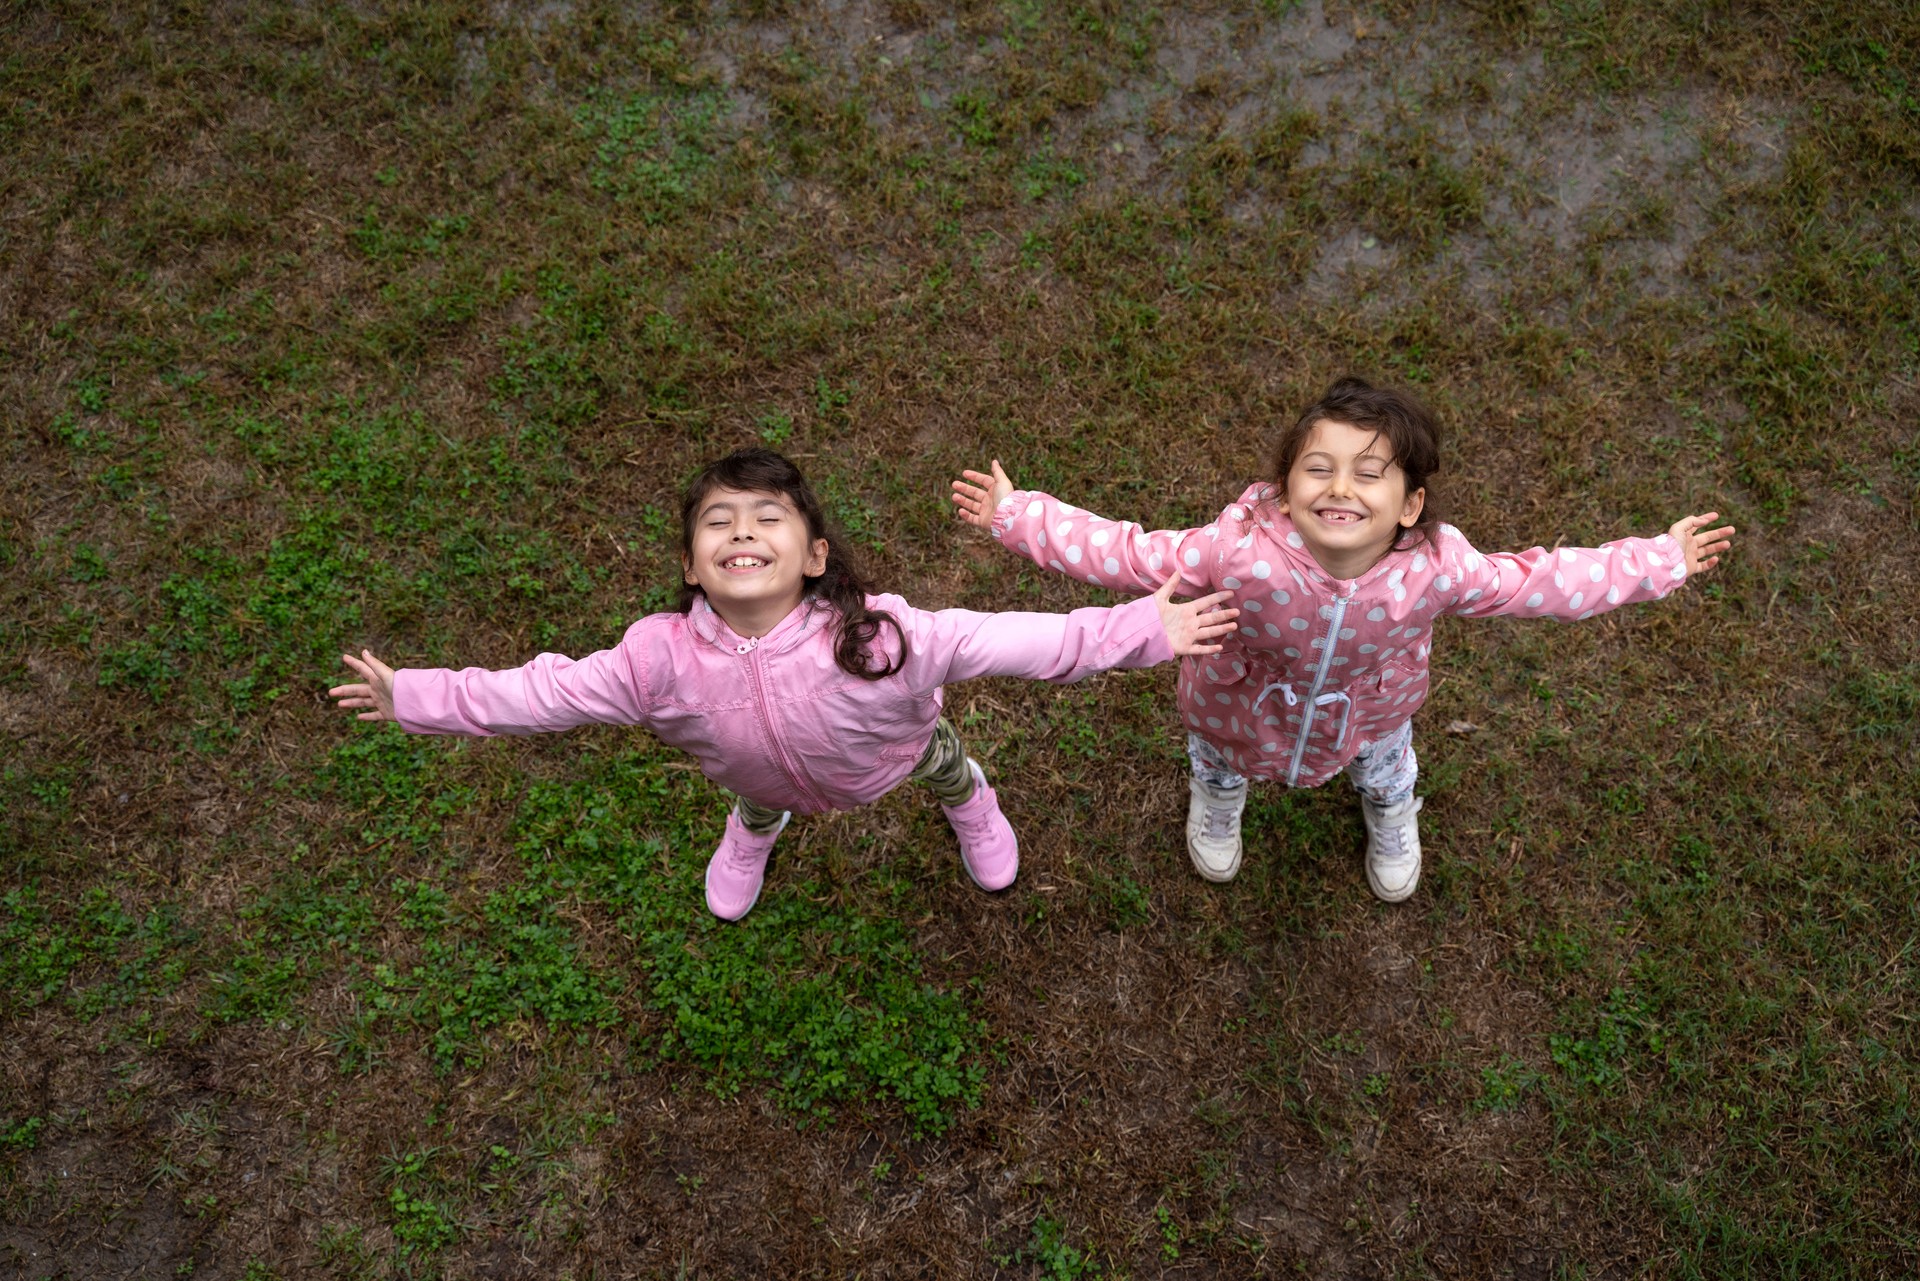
[1314,508,1365,525]
[721,555,768,570]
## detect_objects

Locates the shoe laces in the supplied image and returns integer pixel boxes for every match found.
[725,822,777,871]
[950,801,994,843]
[1371,806,1415,862]
[1199,799,1241,841]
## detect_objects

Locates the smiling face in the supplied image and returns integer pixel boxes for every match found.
[682,487,830,636]
[1277,418,1425,580]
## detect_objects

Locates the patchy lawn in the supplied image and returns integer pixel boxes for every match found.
[2,0,1915,1276]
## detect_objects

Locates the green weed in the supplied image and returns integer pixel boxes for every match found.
[374,876,620,1067]
[577,84,728,222]
[384,1149,463,1256]
[1,1116,45,1152]
[1000,1214,1102,1279]
[1475,1055,1540,1112]
[204,879,374,1025]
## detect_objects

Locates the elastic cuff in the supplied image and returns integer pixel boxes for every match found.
[988,490,1030,540]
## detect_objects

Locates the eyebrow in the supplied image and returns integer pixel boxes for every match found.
[698,495,790,520]
[1300,450,1395,465]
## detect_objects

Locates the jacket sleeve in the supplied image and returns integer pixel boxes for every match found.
[391,620,656,736]
[989,489,1219,596]
[1435,524,1691,621]
[884,592,1176,693]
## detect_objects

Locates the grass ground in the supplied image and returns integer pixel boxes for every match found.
[2,0,1916,1277]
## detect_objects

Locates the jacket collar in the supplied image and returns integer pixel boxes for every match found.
[686,593,834,654]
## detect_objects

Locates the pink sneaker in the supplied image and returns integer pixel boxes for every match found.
[942,761,1019,891]
[705,808,790,921]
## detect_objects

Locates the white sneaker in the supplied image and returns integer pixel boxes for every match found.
[1362,796,1423,902]
[1186,776,1247,882]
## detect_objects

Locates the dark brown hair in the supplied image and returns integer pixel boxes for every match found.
[677,448,906,680]
[1269,376,1443,550]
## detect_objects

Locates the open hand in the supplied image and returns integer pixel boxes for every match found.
[1154,576,1240,657]
[950,460,1015,532]
[329,649,397,722]
[1668,512,1735,576]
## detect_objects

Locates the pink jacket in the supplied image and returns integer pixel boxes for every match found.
[993,484,1691,788]
[393,591,1174,814]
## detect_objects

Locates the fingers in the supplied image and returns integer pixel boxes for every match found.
[1156,580,1239,611]
[949,478,993,524]
[1680,516,1735,576]
[334,652,394,717]
[950,463,1014,524]
[1683,516,1735,539]
[1165,585,1240,655]
[1187,600,1240,632]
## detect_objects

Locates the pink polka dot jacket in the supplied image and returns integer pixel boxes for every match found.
[993,484,1692,789]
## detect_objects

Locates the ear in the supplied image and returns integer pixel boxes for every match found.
[804,538,829,577]
[1399,486,1426,529]
[682,554,700,587]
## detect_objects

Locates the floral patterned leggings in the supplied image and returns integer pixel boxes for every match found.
[1187,718,1417,805]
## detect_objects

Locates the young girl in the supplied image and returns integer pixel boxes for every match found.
[951,377,1734,901]
[330,448,1238,920]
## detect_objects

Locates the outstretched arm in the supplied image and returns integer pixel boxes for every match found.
[885,577,1238,693]
[1441,512,1734,621]
[951,459,1217,596]
[328,624,658,736]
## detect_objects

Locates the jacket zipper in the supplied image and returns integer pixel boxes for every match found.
[1285,589,1352,786]
[742,637,824,812]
